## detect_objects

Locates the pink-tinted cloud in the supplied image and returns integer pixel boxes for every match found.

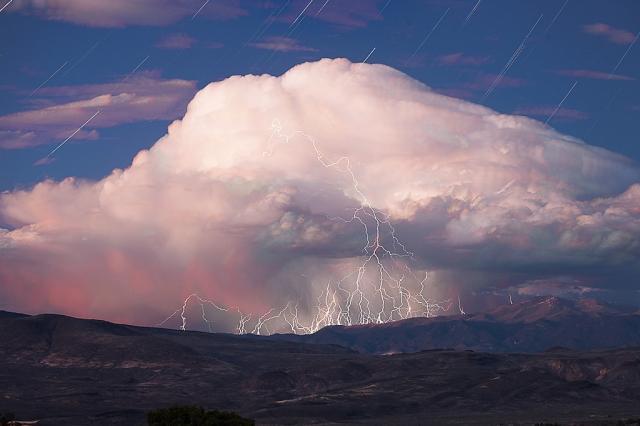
[514,106,589,121]
[437,52,490,66]
[157,33,196,49]
[249,36,317,52]
[0,72,196,149]
[556,69,635,81]
[583,23,636,44]
[4,0,247,27]
[1,59,639,331]
[0,130,38,150]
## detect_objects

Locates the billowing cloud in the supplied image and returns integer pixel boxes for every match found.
[4,0,247,27]
[583,23,636,45]
[0,72,197,149]
[249,36,317,53]
[1,59,639,330]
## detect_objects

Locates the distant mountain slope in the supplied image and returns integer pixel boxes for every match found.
[269,297,640,354]
[1,310,640,425]
[0,310,29,319]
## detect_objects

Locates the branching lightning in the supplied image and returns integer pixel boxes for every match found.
[160,120,452,335]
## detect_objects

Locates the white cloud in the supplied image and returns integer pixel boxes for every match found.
[1,59,639,327]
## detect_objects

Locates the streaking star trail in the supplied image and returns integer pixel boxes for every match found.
[483,14,543,100]
[410,8,449,59]
[37,110,101,164]
[0,0,12,13]
[362,47,376,63]
[545,80,578,124]
[609,30,639,78]
[30,60,68,97]
[462,0,481,28]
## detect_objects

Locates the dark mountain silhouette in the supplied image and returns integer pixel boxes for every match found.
[0,310,28,319]
[1,303,640,425]
[269,296,640,354]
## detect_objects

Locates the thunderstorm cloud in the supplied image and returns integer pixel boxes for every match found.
[1,59,639,327]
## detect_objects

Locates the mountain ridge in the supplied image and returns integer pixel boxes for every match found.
[2,299,640,425]
[268,296,640,354]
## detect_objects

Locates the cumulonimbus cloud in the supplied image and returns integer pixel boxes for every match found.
[1,59,639,329]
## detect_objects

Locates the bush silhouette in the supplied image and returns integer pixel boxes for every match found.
[147,405,254,426]
[0,412,15,426]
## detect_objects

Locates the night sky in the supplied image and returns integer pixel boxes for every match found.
[0,0,639,331]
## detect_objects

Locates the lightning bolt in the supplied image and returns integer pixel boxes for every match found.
[458,295,466,315]
[161,120,452,334]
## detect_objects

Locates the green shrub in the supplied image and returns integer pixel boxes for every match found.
[147,405,254,426]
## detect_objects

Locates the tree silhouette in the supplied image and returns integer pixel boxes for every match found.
[0,412,15,426]
[147,405,254,426]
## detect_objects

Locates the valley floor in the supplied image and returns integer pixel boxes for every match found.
[2,312,640,425]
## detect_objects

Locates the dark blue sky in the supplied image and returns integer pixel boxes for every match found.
[1,0,639,191]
